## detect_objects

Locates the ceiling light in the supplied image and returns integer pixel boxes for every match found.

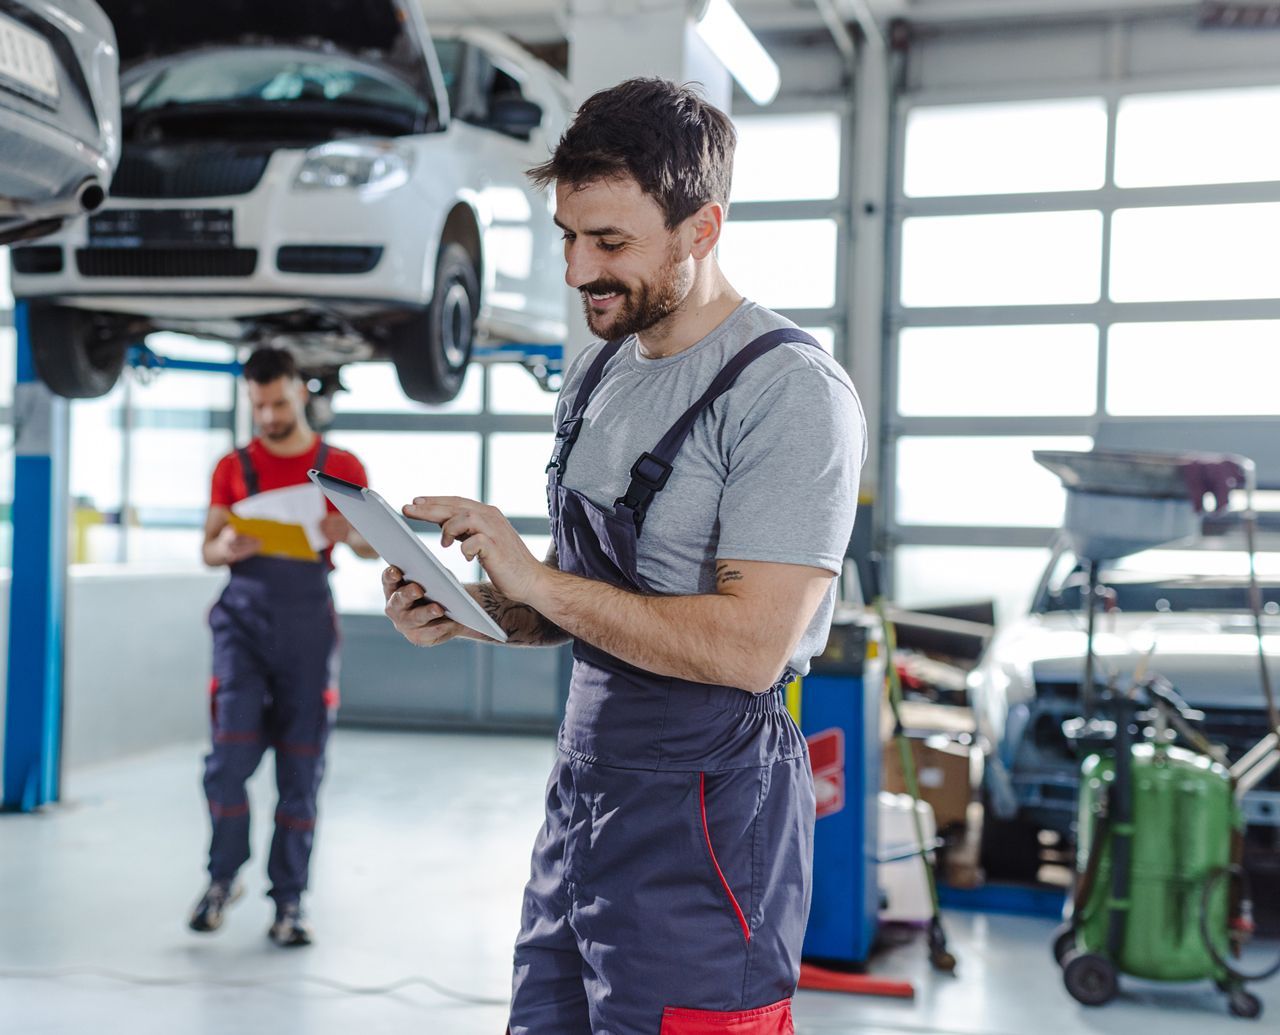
[692,0,781,106]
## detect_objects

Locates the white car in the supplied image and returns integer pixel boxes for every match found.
[10,2,569,403]
[0,0,119,243]
[969,533,1280,879]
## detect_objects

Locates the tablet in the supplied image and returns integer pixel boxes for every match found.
[308,470,508,643]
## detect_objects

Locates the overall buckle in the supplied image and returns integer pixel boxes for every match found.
[546,417,584,472]
[615,452,673,527]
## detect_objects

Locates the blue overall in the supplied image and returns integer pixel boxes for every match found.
[203,443,339,905]
[509,331,820,1035]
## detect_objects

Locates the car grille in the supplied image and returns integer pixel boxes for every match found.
[11,246,64,274]
[111,151,271,199]
[276,246,383,275]
[75,248,258,278]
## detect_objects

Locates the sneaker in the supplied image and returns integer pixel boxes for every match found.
[268,901,313,947]
[188,880,243,932]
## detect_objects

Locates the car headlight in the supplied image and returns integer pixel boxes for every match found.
[294,142,413,192]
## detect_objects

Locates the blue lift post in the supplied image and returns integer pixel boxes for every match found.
[2,301,70,812]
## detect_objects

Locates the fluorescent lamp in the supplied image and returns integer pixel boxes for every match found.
[693,0,781,106]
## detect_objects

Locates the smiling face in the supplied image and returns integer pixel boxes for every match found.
[554,176,697,342]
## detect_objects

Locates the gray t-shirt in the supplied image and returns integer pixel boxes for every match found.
[552,299,866,677]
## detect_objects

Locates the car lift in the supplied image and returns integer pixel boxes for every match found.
[1,321,564,811]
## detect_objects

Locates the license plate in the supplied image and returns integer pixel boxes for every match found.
[0,11,59,106]
[88,209,236,248]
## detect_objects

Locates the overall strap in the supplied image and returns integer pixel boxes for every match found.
[546,337,628,476]
[615,329,821,531]
[236,446,260,498]
[314,439,331,474]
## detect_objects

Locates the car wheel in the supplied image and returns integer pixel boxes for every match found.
[26,303,131,399]
[979,792,1044,884]
[390,243,478,404]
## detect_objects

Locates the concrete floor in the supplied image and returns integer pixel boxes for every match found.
[0,729,1276,1034]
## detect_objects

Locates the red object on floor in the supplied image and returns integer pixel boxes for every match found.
[797,963,916,1000]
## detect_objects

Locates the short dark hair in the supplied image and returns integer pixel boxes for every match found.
[242,346,299,385]
[527,77,736,229]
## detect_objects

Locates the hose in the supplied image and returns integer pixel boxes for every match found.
[1198,865,1280,984]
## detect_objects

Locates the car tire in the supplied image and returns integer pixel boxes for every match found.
[390,243,478,404]
[26,303,131,399]
[979,792,1044,884]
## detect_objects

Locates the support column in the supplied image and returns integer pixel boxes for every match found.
[2,301,70,811]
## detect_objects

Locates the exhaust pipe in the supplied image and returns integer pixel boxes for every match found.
[77,179,106,213]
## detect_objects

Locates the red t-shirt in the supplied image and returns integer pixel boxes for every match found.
[210,437,368,564]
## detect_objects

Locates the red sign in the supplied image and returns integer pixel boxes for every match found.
[807,727,845,819]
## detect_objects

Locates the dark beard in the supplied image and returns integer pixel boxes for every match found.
[580,247,688,340]
[262,420,296,442]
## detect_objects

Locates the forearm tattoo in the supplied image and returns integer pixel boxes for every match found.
[475,584,566,645]
[716,562,745,587]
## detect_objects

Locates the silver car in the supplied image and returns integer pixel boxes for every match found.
[0,0,119,243]
[970,531,1280,878]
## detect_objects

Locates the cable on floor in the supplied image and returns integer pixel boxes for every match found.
[0,965,508,1006]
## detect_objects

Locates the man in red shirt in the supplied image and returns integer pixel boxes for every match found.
[191,347,377,947]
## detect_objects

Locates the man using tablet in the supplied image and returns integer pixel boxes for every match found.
[383,78,864,1034]
[192,346,377,947]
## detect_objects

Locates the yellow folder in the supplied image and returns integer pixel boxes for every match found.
[227,514,319,562]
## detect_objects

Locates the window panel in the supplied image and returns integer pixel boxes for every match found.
[129,427,229,510]
[1108,320,1280,416]
[332,361,482,415]
[1110,203,1280,303]
[489,363,558,415]
[0,326,13,408]
[325,430,481,512]
[0,248,11,309]
[894,545,1052,626]
[905,99,1107,197]
[70,388,125,511]
[127,528,203,566]
[732,112,841,202]
[895,435,1093,527]
[130,333,236,410]
[1116,86,1280,188]
[488,432,554,518]
[900,212,1102,308]
[898,325,1098,417]
[719,220,837,310]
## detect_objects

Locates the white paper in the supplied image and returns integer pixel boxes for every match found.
[232,484,329,550]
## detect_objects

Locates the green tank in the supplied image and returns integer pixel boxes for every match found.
[1073,744,1240,981]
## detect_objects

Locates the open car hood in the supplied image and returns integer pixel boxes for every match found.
[100,0,432,76]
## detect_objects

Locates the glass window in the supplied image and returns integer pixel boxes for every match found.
[325,430,481,512]
[1116,86,1280,188]
[129,428,229,510]
[894,545,1052,626]
[900,211,1102,308]
[70,388,125,512]
[904,99,1107,197]
[523,534,553,565]
[895,435,1093,527]
[489,363,558,415]
[332,361,482,415]
[488,432,554,518]
[0,247,11,309]
[128,333,236,411]
[0,326,14,408]
[719,220,838,310]
[898,325,1098,417]
[732,112,841,202]
[1110,203,1280,303]
[1107,320,1280,416]
[127,528,203,566]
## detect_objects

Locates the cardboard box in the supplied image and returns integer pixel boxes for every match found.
[882,732,973,832]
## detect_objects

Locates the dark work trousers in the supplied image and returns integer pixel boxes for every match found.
[203,556,338,904]
[508,330,823,1035]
